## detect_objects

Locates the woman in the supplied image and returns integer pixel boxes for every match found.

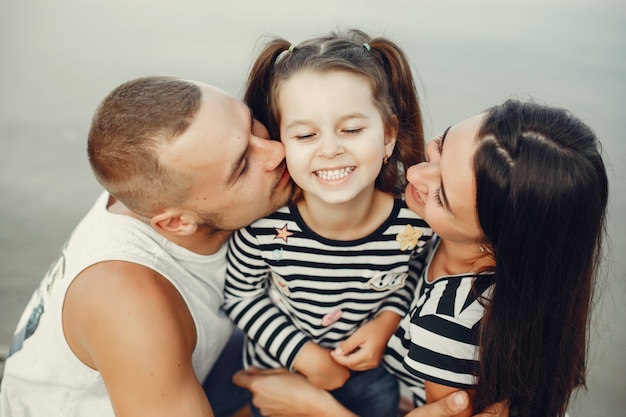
[235,99,608,417]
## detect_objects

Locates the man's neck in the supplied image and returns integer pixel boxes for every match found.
[169,227,232,255]
[106,195,230,255]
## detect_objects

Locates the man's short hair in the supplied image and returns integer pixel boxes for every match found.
[88,76,202,216]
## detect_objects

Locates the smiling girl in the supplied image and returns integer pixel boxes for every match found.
[223,29,430,417]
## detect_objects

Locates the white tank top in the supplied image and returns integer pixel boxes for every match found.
[1,192,234,417]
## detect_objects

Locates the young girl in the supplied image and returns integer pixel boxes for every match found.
[223,29,430,417]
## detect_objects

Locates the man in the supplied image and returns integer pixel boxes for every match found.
[0,76,291,417]
[0,76,504,417]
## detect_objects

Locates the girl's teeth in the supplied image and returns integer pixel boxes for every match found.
[316,167,354,180]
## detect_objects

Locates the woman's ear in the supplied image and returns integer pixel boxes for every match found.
[151,210,199,236]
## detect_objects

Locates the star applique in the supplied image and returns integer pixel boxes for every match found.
[396,224,423,251]
[274,224,294,242]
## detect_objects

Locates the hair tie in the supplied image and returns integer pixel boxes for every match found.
[288,44,296,53]
[363,43,371,51]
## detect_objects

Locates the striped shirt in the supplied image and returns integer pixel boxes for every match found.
[383,237,495,407]
[223,198,433,370]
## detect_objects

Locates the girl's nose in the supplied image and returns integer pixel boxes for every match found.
[317,134,344,159]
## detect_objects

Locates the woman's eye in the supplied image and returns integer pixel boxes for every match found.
[433,186,443,206]
[433,138,442,153]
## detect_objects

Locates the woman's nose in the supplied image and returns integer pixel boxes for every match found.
[406,161,436,193]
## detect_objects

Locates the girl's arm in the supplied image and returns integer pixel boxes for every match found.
[223,228,310,370]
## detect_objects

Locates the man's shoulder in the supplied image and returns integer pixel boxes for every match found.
[65,261,192,334]
[64,260,195,366]
[71,261,179,306]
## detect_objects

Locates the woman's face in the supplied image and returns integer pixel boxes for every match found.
[405,113,485,245]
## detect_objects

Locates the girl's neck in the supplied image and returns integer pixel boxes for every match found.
[296,189,394,241]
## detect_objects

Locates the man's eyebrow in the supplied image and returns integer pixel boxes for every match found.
[439,126,453,214]
[227,109,253,185]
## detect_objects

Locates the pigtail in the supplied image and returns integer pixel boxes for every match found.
[369,38,425,193]
[244,38,291,139]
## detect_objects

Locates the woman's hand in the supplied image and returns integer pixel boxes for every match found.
[405,392,509,417]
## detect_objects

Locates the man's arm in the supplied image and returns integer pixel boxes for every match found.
[233,368,356,417]
[233,368,509,417]
[63,261,213,417]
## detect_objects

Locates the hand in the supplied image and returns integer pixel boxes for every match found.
[293,341,350,390]
[404,391,510,417]
[233,367,357,417]
[472,400,509,417]
[331,311,401,371]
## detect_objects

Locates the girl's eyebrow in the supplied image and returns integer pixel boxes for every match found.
[439,125,453,213]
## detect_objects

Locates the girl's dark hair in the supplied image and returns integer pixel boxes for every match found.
[473,99,608,416]
[244,28,424,195]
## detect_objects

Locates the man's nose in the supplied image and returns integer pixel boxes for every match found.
[255,136,285,171]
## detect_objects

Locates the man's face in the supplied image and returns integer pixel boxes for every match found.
[159,83,292,231]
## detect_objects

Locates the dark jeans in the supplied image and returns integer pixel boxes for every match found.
[250,363,400,417]
[203,329,251,417]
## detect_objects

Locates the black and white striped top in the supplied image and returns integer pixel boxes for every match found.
[383,237,495,407]
[223,199,433,370]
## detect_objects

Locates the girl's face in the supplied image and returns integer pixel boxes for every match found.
[277,70,396,205]
[405,113,485,244]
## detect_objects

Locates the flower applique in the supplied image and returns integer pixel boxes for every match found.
[396,224,423,251]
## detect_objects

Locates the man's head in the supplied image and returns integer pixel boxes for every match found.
[88,76,292,234]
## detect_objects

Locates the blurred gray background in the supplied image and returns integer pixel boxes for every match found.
[1,0,624,415]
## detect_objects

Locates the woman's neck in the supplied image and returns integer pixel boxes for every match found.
[296,189,394,241]
[428,238,495,282]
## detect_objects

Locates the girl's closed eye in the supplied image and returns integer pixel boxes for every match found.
[295,132,316,140]
[342,127,364,135]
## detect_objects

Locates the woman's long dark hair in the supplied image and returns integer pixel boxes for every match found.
[473,100,608,416]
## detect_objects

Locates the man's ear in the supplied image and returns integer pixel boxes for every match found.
[151,210,199,236]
